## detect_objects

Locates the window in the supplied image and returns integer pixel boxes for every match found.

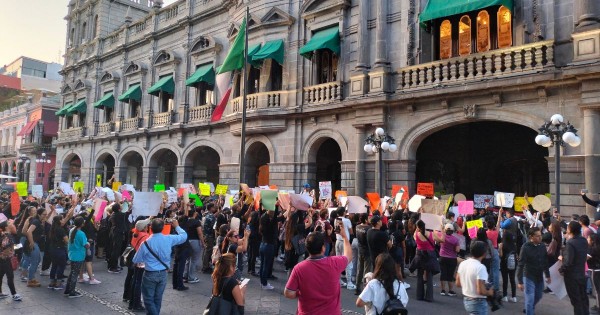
[195,83,212,106]
[233,74,241,98]
[81,22,87,43]
[497,6,512,48]
[439,20,452,59]
[458,16,472,56]
[105,107,113,122]
[316,50,338,84]
[477,11,490,53]
[247,67,260,94]
[93,15,99,38]
[160,92,173,113]
[69,28,75,47]
[130,99,140,118]
[66,116,74,129]
[269,60,283,91]
[78,113,86,127]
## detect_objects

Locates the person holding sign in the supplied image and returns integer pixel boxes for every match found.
[411,219,444,302]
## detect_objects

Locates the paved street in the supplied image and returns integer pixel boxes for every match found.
[0,256,576,314]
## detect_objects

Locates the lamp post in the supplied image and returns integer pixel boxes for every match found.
[535,114,581,213]
[18,154,30,182]
[36,152,52,190]
[364,127,397,197]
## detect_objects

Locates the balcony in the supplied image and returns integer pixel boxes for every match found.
[121,117,141,131]
[18,143,56,155]
[188,104,213,123]
[97,122,114,135]
[0,146,16,158]
[397,40,555,92]
[58,127,86,141]
[152,111,173,127]
[231,90,289,113]
[303,81,342,106]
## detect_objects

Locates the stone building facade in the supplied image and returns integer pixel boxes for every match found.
[56,0,600,216]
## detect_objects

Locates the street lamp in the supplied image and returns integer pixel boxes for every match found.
[36,152,52,190]
[535,114,581,213]
[18,154,30,182]
[364,127,397,197]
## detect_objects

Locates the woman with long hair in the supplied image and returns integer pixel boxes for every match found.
[47,215,68,290]
[499,232,517,303]
[24,208,48,287]
[64,216,88,298]
[547,220,563,266]
[0,221,21,301]
[389,211,407,281]
[412,218,444,302]
[356,253,409,314]
[284,212,300,273]
[247,211,260,276]
[17,206,36,280]
[221,228,250,279]
[211,253,246,314]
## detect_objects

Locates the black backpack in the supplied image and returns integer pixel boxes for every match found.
[377,281,408,315]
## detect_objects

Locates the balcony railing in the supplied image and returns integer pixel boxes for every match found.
[397,40,555,91]
[189,104,213,123]
[303,81,342,105]
[18,143,56,154]
[97,122,114,135]
[121,117,141,131]
[0,145,16,157]
[58,127,86,140]
[152,111,173,127]
[231,91,288,113]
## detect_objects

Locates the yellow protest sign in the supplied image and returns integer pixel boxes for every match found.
[96,174,102,187]
[199,183,211,196]
[215,184,228,196]
[16,182,28,197]
[112,181,122,192]
[465,219,484,230]
[513,197,534,212]
[73,181,84,193]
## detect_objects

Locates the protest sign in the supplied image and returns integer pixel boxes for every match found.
[473,194,494,209]
[346,196,369,214]
[199,183,211,196]
[441,194,453,212]
[457,200,474,215]
[300,194,313,208]
[121,184,135,192]
[73,181,84,194]
[122,190,132,202]
[166,190,178,205]
[335,190,347,198]
[205,182,215,193]
[420,213,443,230]
[259,185,270,190]
[93,199,108,222]
[230,217,241,233]
[180,183,196,194]
[269,185,278,190]
[467,226,478,239]
[494,191,515,208]
[112,182,122,192]
[366,193,380,214]
[154,184,165,192]
[215,184,228,195]
[290,193,310,211]
[532,195,552,212]
[394,192,404,206]
[278,192,291,211]
[240,183,251,195]
[319,181,332,199]
[421,199,447,216]
[408,195,426,212]
[60,182,76,195]
[31,185,43,198]
[466,219,484,230]
[10,192,20,216]
[96,174,102,187]
[416,183,434,197]
[513,197,534,212]
[102,187,116,202]
[449,206,459,218]
[380,196,391,215]
[132,192,163,216]
[391,185,401,198]
[261,190,278,211]
[547,261,568,300]
[338,196,348,207]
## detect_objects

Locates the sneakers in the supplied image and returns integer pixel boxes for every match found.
[0,293,8,299]
[447,290,457,297]
[12,294,22,302]
[88,279,101,285]
[40,269,50,276]
[346,283,357,290]
[82,273,95,280]
[68,291,83,299]
[108,268,121,274]
[20,276,28,282]
[78,278,88,283]
[187,277,200,284]
[27,280,41,288]
[502,296,508,302]
[54,283,66,291]
[510,297,518,303]
[340,280,347,287]
[47,282,57,289]
[261,283,274,290]
[440,290,447,296]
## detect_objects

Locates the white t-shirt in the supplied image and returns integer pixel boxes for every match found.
[457,258,488,298]
[359,279,409,315]
[335,217,352,241]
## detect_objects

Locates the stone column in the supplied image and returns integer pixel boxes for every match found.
[575,0,600,31]
[177,165,192,185]
[114,166,128,183]
[355,127,366,196]
[356,0,369,70]
[142,166,157,192]
[374,0,389,67]
[584,108,600,217]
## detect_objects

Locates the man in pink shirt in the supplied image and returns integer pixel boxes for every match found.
[284,221,352,315]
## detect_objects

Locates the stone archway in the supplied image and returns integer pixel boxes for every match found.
[184,146,221,188]
[305,138,342,196]
[119,150,144,190]
[149,149,179,188]
[61,153,82,183]
[95,152,116,187]
[244,142,270,187]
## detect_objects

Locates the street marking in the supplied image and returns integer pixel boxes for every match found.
[75,288,134,315]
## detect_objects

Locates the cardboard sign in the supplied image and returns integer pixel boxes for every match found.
[420,213,443,230]
[16,182,27,197]
[132,192,163,216]
[10,192,20,216]
[416,183,434,197]
[421,199,447,216]
[278,192,291,211]
[335,190,347,198]
[180,183,196,195]
[465,219,484,230]
[346,196,369,214]
[112,181,122,192]
[154,184,165,192]
[319,181,332,199]
[513,197,534,212]
[96,174,102,187]
[199,183,211,196]
[215,184,228,196]
[93,199,108,222]
[338,196,348,207]
[391,185,401,199]
[467,226,478,239]
[73,181,84,194]
[392,185,409,201]
[457,200,474,215]
[31,185,43,199]
[473,194,494,209]
[230,217,240,233]
[494,191,515,208]
[261,190,278,211]
[366,193,380,214]
[290,193,310,211]
[408,195,426,212]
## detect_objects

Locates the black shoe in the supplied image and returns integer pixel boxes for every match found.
[68,292,83,299]
[174,286,189,291]
[130,306,146,313]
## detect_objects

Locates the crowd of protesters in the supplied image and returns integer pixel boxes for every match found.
[0,181,598,315]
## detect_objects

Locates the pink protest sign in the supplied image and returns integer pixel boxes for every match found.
[122,190,132,202]
[93,199,108,222]
[468,226,478,239]
[458,200,474,215]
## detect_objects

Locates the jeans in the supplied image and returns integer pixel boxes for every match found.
[490,252,500,292]
[142,270,168,315]
[565,276,589,315]
[186,239,202,280]
[49,247,67,281]
[247,237,260,273]
[65,261,83,295]
[129,266,144,309]
[173,247,190,289]
[259,242,274,286]
[464,297,489,315]
[356,248,372,291]
[336,240,354,285]
[28,242,41,280]
[524,277,544,315]
[324,242,332,257]
[350,238,359,283]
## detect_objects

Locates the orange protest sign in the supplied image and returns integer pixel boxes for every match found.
[269,185,278,190]
[365,193,381,214]
[416,183,434,197]
[335,190,347,198]
[10,192,20,216]
[391,185,409,201]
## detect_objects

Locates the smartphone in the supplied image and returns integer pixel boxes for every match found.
[14,244,23,250]
[582,189,589,194]
[240,278,250,288]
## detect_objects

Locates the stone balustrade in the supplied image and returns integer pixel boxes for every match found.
[152,111,172,127]
[303,81,342,105]
[121,117,141,131]
[397,40,555,91]
[188,104,213,122]
[231,91,288,113]
[97,122,114,135]
[58,127,85,140]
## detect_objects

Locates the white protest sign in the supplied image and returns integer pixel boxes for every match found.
[102,187,115,202]
[31,185,43,198]
[59,182,75,195]
[408,195,426,212]
[394,192,404,206]
[132,192,163,216]
[346,196,369,214]
[339,196,348,207]
[180,183,196,194]
[259,185,270,190]
[319,181,332,199]
[120,184,136,192]
[166,190,178,205]
[494,191,515,208]
[230,217,240,233]
[420,213,443,230]
[547,261,568,300]
[300,194,314,207]
[230,190,239,196]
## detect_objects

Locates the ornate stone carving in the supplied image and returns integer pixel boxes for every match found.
[463,104,477,119]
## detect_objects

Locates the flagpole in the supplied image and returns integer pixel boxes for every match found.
[239,6,249,184]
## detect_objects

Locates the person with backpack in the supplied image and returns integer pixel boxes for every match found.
[499,232,517,303]
[357,252,408,315]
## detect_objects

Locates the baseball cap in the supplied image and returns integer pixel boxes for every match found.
[445,223,455,231]
[303,183,311,189]
[135,218,152,231]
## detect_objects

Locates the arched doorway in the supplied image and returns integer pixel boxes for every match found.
[95,153,115,187]
[1,162,7,175]
[120,151,144,190]
[245,142,270,187]
[314,138,342,196]
[185,146,220,188]
[415,121,549,198]
[150,149,178,188]
[10,161,17,179]
[62,154,82,183]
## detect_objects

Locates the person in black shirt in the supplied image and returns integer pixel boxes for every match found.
[561,221,590,315]
[247,211,261,277]
[108,203,126,273]
[354,213,371,295]
[259,209,278,290]
[185,210,202,283]
[582,192,600,225]
[173,212,191,291]
[366,215,391,269]
[48,215,68,290]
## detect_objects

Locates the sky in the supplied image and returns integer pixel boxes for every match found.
[0,0,177,66]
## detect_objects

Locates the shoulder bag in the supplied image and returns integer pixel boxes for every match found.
[143,241,170,270]
[424,233,441,275]
[203,277,241,315]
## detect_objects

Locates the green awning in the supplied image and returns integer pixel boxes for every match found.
[148,76,174,96]
[420,0,513,26]
[299,26,340,59]
[247,43,262,60]
[93,92,115,109]
[118,84,142,102]
[65,99,87,115]
[55,103,72,116]
[185,64,215,87]
[251,39,285,66]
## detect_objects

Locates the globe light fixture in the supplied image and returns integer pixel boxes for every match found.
[364,127,397,197]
